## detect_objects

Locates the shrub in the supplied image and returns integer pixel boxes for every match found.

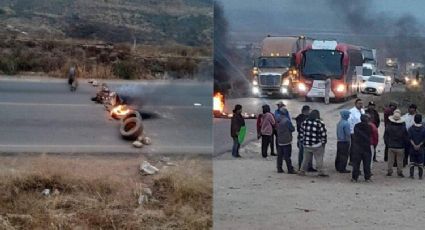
[112,60,139,80]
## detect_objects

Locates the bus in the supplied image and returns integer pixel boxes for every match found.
[295,40,363,101]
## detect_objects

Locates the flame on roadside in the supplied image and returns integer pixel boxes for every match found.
[110,105,130,116]
[213,92,224,113]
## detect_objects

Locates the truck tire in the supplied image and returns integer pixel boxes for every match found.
[120,117,143,141]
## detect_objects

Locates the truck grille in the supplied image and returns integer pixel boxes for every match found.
[259,75,281,86]
[365,87,376,93]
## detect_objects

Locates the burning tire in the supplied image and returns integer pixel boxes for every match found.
[120,117,143,140]
[121,111,142,124]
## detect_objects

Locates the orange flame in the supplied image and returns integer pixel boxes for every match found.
[110,105,130,116]
[213,92,224,113]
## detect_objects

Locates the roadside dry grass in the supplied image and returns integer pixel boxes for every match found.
[0,155,212,229]
[374,87,425,113]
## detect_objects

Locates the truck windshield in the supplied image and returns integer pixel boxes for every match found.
[258,57,290,68]
[363,68,373,76]
[302,50,343,79]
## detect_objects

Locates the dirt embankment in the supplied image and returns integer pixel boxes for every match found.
[0,155,212,230]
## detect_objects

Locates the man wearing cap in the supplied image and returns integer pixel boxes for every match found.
[366,101,380,162]
[273,102,291,156]
[402,104,418,166]
[384,101,398,161]
[384,109,409,177]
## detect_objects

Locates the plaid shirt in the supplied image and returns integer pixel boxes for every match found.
[299,119,327,147]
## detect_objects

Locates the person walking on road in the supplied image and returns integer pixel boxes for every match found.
[299,110,328,177]
[384,101,398,162]
[259,104,276,158]
[276,108,296,174]
[295,105,316,171]
[67,64,79,91]
[348,99,365,164]
[230,104,245,158]
[335,110,351,173]
[324,77,331,104]
[408,114,425,179]
[351,114,373,182]
[384,109,408,177]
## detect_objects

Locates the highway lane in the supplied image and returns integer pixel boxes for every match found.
[0,78,212,155]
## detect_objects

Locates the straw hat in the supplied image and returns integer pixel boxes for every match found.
[389,109,404,123]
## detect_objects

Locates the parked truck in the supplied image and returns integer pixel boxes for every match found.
[251,35,313,97]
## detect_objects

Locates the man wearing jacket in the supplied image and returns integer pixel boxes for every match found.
[299,110,328,177]
[348,99,365,164]
[384,109,409,177]
[295,105,315,171]
[352,114,373,182]
[384,101,398,161]
[335,110,351,173]
[365,101,380,129]
[230,104,245,158]
[276,108,296,174]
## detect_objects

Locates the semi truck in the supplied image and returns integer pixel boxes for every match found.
[251,35,313,97]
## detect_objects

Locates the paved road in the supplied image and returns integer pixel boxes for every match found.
[0,77,212,155]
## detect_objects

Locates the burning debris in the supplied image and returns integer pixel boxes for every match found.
[213,91,256,119]
[110,104,130,119]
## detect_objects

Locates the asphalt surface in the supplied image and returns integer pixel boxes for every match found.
[0,77,212,155]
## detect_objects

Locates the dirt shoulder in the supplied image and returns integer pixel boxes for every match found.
[214,103,425,230]
[0,154,212,230]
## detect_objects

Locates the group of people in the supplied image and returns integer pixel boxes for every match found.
[230,99,425,182]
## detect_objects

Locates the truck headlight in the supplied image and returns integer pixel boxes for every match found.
[412,80,418,86]
[378,86,384,91]
[336,84,346,92]
[253,79,258,86]
[386,76,391,81]
[252,86,259,94]
[282,79,290,86]
[280,87,288,94]
[298,83,307,92]
[405,77,410,82]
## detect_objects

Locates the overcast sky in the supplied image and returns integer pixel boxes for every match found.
[217,0,425,42]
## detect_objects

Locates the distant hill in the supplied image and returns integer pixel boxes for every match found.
[0,0,212,47]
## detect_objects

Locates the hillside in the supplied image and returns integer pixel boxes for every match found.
[0,0,212,47]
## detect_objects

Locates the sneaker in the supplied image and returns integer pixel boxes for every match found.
[288,170,297,174]
[373,159,378,162]
[398,173,405,178]
[351,178,358,183]
[419,177,423,180]
[386,172,392,176]
[409,175,414,179]
[307,168,318,172]
[271,153,277,156]
[365,179,372,183]
[339,170,351,174]
[298,171,306,176]
[277,169,284,173]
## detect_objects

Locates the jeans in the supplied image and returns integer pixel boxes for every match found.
[352,150,372,180]
[301,146,325,174]
[261,135,273,158]
[231,137,240,157]
[298,141,313,170]
[277,144,294,172]
[335,141,350,172]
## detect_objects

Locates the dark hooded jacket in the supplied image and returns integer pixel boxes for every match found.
[353,121,371,153]
[231,113,245,138]
[276,109,295,145]
[384,121,408,149]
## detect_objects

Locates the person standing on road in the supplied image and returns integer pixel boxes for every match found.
[351,114,373,182]
[273,102,290,156]
[299,110,328,177]
[384,101,398,162]
[230,104,245,158]
[295,105,316,171]
[348,99,365,164]
[67,64,79,91]
[408,114,425,179]
[259,104,276,158]
[403,104,418,166]
[366,101,380,162]
[335,110,351,173]
[324,77,331,104]
[276,108,296,174]
[369,116,379,167]
[384,109,408,177]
